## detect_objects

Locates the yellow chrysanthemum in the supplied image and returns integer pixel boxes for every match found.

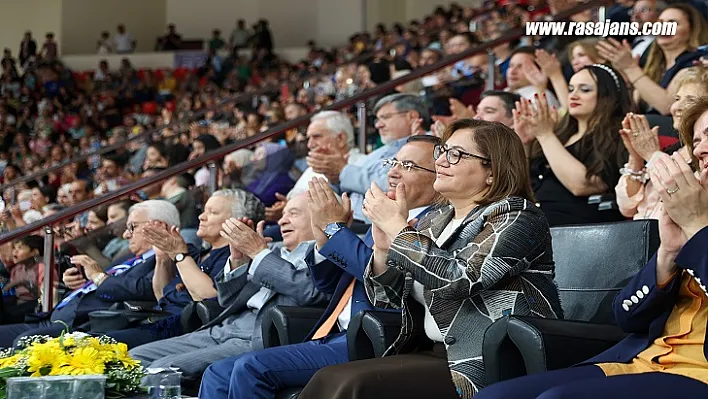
[0,354,24,368]
[55,347,105,376]
[27,344,63,377]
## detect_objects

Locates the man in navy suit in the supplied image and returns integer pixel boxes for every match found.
[0,200,182,348]
[200,135,444,399]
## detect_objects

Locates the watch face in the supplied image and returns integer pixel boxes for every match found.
[175,254,185,262]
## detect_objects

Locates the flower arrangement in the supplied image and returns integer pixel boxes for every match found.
[0,331,144,398]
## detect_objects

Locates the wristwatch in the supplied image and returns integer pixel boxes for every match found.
[174,253,189,263]
[324,222,347,239]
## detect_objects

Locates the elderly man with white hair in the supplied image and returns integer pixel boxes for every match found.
[263,110,364,226]
[306,93,429,222]
[0,199,191,348]
[104,189,264,348]
[129,192,331,378]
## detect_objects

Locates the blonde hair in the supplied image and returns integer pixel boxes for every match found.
[644,4,708,84]
[567,38,605,64]
[673,66,708,89]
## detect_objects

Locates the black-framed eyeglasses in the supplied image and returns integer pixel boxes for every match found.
[383,158,436,174]
[433,144,491,165]
[374,111,407,124]
[126,221,147,234]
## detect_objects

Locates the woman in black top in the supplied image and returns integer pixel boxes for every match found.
[514,64,630,226]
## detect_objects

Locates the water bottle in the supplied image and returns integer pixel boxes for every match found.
[142,369,182,399]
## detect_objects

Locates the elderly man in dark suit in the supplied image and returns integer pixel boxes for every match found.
[129,193,331,377]
[0,200,185,348]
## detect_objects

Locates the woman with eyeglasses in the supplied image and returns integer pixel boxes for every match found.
[515,64,630,227]
[303,119,562,399]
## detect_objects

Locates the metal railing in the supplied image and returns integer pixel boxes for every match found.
[0,0,610,312]
[1,7,502,193]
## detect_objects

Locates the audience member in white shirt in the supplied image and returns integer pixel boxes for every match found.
[114,24,136,54]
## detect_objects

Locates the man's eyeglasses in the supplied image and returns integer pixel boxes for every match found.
[383,158,436,174]
[374,111,406,124]
[433,144,491,165]
[126,221,147,234]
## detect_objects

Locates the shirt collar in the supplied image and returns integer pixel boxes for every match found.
[408,206,428,221]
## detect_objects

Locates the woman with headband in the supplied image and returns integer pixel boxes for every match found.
[514,64,629,226]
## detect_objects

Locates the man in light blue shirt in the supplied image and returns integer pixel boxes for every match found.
[306,93,429,222]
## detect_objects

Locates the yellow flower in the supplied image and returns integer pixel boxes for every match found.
[112,344,140,369]
[55,347,105,376]
[27,344,63,377]
[0,354,24,368]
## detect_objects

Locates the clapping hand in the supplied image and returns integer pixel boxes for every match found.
[513,95,558,143]
[306,146,348,183]
[596,38,638,72]
[535,49,562,77]
[265,193,288,222]
[362,182,409,239]
[220,218,271,259]
[522,60,549,91]
[619,113,660,162]
[143,221,188,259]
[650,152,708,240]
[307,177,352,232]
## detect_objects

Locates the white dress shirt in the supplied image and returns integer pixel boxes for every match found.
[222,242,325,311]
[289,148,365,197]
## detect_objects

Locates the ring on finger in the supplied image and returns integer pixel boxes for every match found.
[666,186,680,195]
[632,131,640,137]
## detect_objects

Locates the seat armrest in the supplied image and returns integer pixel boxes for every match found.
[347,310,402,361]
[484,316,628,384]
[196,300,226,325]
[261,306,325,349]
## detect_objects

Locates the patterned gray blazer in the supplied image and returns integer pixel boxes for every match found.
[365,196,563,398]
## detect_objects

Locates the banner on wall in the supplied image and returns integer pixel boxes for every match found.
[173,51,208,69]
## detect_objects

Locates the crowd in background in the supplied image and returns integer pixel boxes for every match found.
[0,0,707,397]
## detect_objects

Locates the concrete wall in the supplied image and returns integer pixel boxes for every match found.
[165,0,365,48]
[61,0,167,55]
[0,0,62,59]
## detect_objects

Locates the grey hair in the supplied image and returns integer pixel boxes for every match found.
[129,200,181,227]
[310,111,355,148]
[373,93,430,129]
[211,189,266,224]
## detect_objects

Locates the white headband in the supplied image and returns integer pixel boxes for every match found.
[591,64,621,92]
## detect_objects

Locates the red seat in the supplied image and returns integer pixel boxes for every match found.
[142,101,158,115]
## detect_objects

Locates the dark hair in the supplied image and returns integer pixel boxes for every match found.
[92,206,109,223]
[442,119,535,205]
[148,142,169,160]
[532,65,630,180]
[15,235,44,257]
[109,199,137,215]
[452,32,479,46]
[175,173,195,189]
[680,96,708,171]
[480,90,522,118]
[510,46,536,59]
[38,185,57,204]
[407,135,442,146]
[195,134,221,152]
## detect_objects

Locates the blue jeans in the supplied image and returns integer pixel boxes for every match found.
[199,333,348,399]
[475,365,708,399]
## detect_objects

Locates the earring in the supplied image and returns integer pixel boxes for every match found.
[486,178,493,185]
